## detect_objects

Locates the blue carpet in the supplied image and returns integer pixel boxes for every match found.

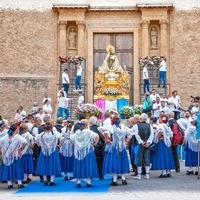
[16,176,112,195]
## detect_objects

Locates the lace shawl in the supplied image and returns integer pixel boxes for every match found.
[185,125,198,152]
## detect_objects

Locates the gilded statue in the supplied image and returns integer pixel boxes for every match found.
[99,45,123,74]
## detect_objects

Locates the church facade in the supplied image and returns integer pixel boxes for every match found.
[1,0,200,120]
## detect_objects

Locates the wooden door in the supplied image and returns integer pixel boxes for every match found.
[93,33,134,104]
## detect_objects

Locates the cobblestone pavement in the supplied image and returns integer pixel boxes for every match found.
[1,161,200,200]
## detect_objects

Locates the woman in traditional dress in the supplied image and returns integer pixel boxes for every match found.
[70,119,99,188]
[150,116,175,178]
[19,123,35,183]
[35,121,61,186]
[59,121,74,181]
[184,120,199,175]
[0,124,27,189]
[102,115,132,186]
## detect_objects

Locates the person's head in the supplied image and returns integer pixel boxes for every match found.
[185,110,191,118]
[59,91,65,97]
[56,117,63,125]
[80,119,88,130]
[167,111,175,119]
[16,108,21,114]
[19,123,28,133]
[35,117,42,126]
[43,99,50,105]
[33,101,38,107]
[78,91,82,96]
[155,97,160,103]
[104,111,110,118]
[64,68,68,73]
[111,115,121,126]
[43,115,51,123]
[44,122,53,131]
[172,90,177,97]
[140,113,148,122]
[60,86,64,91]
[151,89,156,95]
[27,114,34,122]
[160,100,165,107]
[38,108,43,114]
[78,113,86,121]
[89,116,98,126]
[129,114,140,126]
[7,124,19,137]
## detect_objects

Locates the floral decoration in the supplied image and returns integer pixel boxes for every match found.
[104,88,121,95]
[59,56,85,63]
[139,56,166,68]
[74,103,102,117]
[120,105,142,118]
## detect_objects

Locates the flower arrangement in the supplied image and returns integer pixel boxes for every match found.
[104,88,121,95]
[74,103,103,117]
[59,56,85,63]
[120,105,142,118]
[139,56,166,68]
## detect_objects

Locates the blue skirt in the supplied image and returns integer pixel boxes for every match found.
[151,141,175,170]
[60,154,74,173]
[36,150,61,176]
[21,153,34,174]
[0,157,24,181]
[185,143,198,167]
[103,144,130,174]
[73,150,98,179]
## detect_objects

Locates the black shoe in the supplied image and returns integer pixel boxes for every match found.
[64,176,68,181]
[49,182,56,186]
[86,183,92,187]
[27,177,32,182]
[195,171,198,175]
[110,181,118,186]
[162,85,166,88]
[23,180,29,184]
[159,174,167,178]
[122,180,127,185]
[167,173,171,178]
[2,181,7,183]
[44,181,48,186]
[186,171,194,175]
[40,175,44,182]
[77,183,81,188]
[18,184,25,189]
[158,85,161,88]
[8,185,13,189]
[176,169,180,173]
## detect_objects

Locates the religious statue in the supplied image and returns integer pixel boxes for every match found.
[99,45,123,75]
[68,27,77,48]
[150,27,158,48]
[94,45,130,101]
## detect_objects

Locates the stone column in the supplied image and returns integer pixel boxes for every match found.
[76,21,85,57]
[141,20,150,57]
[59,21,67,56]
[160,20,168,56]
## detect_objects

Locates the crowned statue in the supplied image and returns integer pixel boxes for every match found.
[94,45,130,101]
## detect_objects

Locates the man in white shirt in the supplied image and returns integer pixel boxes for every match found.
[77,91,84,108]
[150,89,160,103]
[158,57,167,88]
[62,68,70,95]
[75,64,82,90]
[160,100,170,114]
[142,64,150,94]
[191,100,199,121]
[152,97,161,123]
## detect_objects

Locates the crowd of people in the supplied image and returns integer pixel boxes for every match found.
[0,91,200,190]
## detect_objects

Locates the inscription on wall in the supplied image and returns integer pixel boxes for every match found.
[86,22,140,28]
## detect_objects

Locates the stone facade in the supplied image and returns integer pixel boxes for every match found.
[1,2,200,120]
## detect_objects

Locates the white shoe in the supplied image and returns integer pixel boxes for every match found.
[145,174,150,180]
[133,175,141,180]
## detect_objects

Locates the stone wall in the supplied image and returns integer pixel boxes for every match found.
[0,10,58,121]
[170,9,200,107]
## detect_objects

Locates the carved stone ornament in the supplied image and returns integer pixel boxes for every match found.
[67,27,77,49]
